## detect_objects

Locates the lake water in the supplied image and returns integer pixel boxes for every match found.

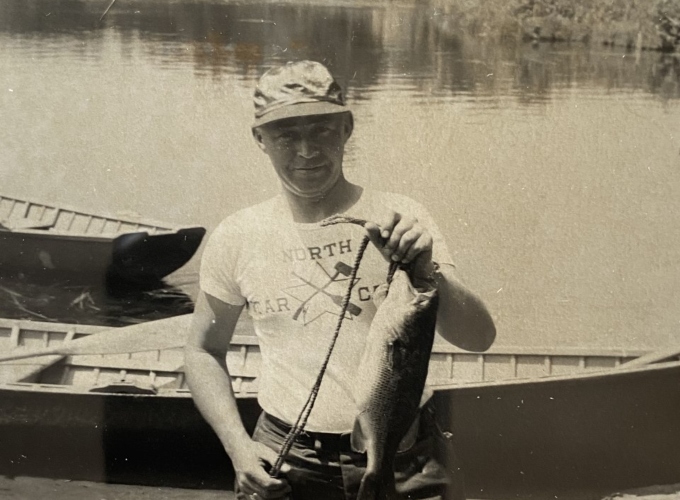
[1,0,679,349]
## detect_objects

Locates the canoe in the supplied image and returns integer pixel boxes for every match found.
[431,355,680,498]
[0,194,206,287]
[0,316,678,497]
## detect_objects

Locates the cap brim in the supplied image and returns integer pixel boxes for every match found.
[252,101,349,128]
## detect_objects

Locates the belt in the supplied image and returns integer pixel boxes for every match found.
[261,411,422,454]
[262,412,354,453]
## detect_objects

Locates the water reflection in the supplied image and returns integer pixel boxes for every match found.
[1,0,679,101]
[0,278,194,326]
[649,55,680,98]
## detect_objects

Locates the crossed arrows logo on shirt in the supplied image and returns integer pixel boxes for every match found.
[284,261,363,325]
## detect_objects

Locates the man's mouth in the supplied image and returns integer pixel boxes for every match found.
[295,163,326,171]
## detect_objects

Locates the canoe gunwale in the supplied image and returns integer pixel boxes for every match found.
[0,381,258,398]
[431,340,648,358]
[4,226,204,240]
[0,193,188,233]
[429,358,680,392]
[3,359,678,397]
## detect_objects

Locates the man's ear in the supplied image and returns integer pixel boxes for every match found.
[252,127,267,152]
[342,112,354,143]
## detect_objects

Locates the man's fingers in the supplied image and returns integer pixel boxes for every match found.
[375,211,400,240]
[402,233,433,264]
[242,467,289,489]
[384,217,416,254]
[364,221,385,248]
[258,444,292,475]
[365,222,397,266]
[235,443,292,499]
[391,228,420,262]
[242,469,291,498]
[238,474,275,499]
[365,215,434,266]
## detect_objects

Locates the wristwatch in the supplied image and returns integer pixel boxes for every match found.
[413,261,441,288]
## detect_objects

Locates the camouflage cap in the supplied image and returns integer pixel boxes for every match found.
[252,60,348,128]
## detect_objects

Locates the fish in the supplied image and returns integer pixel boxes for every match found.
[351,267,439,500]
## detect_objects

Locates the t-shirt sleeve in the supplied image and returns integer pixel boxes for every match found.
[199,220,247,306]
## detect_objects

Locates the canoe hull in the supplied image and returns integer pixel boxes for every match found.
[0,193,205,286]
[0,318,677,496]
[0,387,259,489]
[1,362,678,495]
[434,361,680,498]
[0,227,205,286]
[108,227,206,285]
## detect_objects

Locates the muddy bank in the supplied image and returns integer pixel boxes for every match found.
[4,475,677,500]
[605,483,680,499]
[0,475,233,500]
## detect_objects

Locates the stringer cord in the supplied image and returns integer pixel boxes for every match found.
[269,234,371,477]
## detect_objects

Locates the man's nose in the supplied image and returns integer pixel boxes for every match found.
[296,137,319,159]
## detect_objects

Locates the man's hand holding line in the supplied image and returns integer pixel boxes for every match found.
[364,210,435,280]
[232,441,291,499]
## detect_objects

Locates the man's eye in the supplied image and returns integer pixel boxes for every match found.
[276,132,295,140]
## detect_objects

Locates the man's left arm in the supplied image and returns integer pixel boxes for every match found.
[416,259,496,352]
[365,210,496,352]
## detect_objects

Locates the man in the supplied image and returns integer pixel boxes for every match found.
[184,60,496,500]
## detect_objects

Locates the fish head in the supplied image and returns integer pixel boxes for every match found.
[370,269,439,342]
[383,268,437,310]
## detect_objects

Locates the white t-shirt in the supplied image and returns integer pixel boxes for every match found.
[200,189,453,433]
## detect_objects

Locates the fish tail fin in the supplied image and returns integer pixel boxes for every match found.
[357,471,398,500]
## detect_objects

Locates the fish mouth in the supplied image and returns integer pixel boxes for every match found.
[385,269,437,305]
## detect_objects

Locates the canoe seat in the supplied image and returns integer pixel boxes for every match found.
[88,381,158,395]
[0,214,58,231]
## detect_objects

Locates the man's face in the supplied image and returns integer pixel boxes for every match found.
[253,112,353,199]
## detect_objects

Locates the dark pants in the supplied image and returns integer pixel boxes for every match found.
[236,405,466,500]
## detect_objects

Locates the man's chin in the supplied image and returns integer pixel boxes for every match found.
[285,188,329,200]
[281,180,338,200]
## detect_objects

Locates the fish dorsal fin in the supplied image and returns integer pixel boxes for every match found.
[351,417,368,453]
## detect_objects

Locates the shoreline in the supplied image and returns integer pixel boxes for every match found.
[0,475,234,500]
[441,0,680,53]
[15,0,680,53]
[3,475,678,500]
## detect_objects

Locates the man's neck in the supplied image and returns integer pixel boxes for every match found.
[283,180,363,224]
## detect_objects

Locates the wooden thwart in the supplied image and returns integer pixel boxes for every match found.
[621,346,680,368]
[0,315,192,363]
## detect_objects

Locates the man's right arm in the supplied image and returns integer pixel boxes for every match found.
[184,292,291,499]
